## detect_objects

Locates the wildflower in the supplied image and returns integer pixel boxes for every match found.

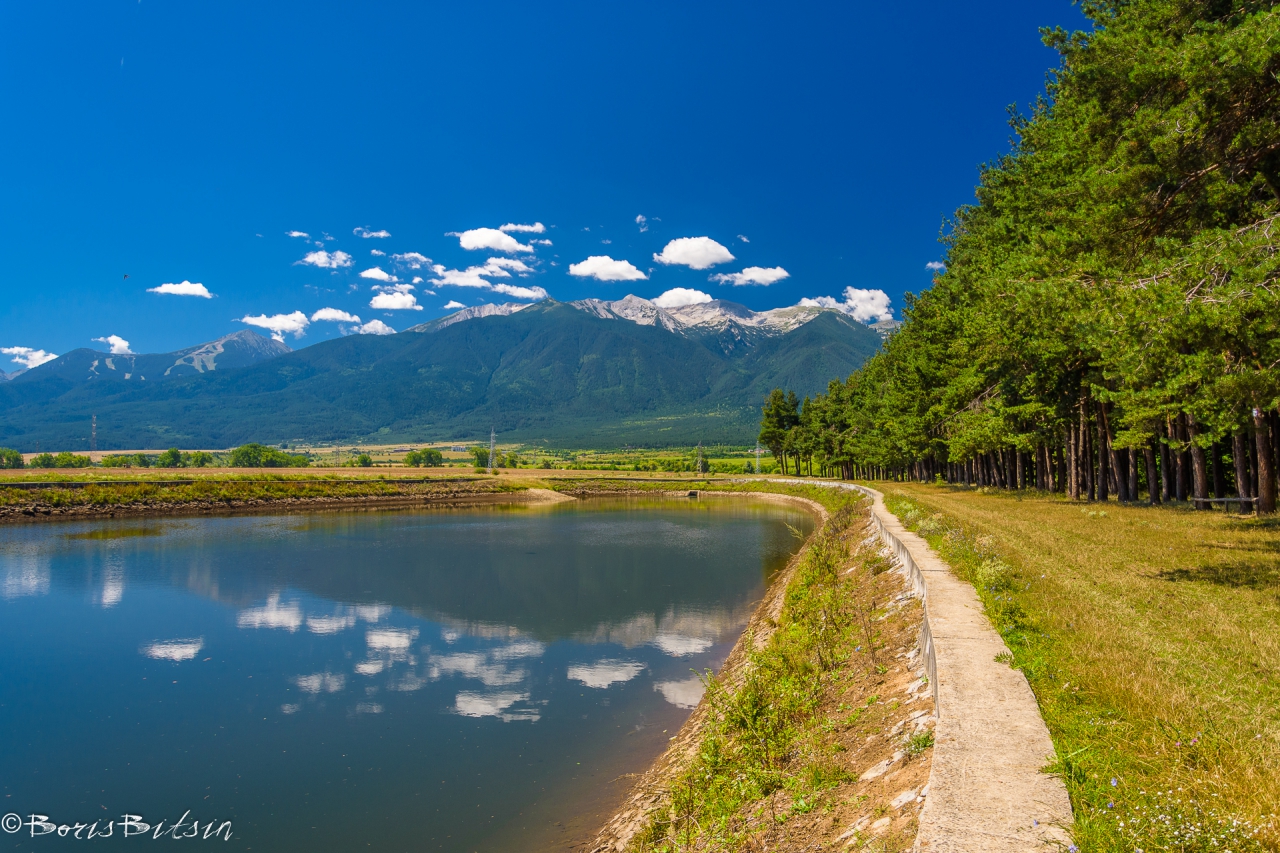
[1111,778,1117,787]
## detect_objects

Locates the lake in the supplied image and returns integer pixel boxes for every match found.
[0,496,812,851]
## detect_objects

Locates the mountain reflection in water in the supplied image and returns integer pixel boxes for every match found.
[0,497,811,852]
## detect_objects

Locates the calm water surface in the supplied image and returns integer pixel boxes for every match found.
[0,497,811,851]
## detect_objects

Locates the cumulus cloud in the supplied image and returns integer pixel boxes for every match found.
[359,266,396,282]
[926,261,947,272]
[456,228,534,254]
[635,214,648,232]
[240,311,310,342]
[287,230,310,239]
[489,283,549,300]
[311,308,361,323]
[356,319,395,335]
[393,252,431,269]
[653,237,735,270]
[800,287,893,323]
[2,346,58,369]
[353,226,391,239]
[653,288,713,308]
[443,300,466,310]
[569,255,648,282]
[709,266,790,287]
[567,660,646,689]
[148,280,213,298]
[369,284,422,310]
[429,259,547,301]
[499,222,545,233]
[297,250,353,269]
[370,249,385,256]
[532,238,552,246]
[93,335,133,354]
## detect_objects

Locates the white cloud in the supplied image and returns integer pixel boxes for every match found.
[499,222,545,233]
[652,633,714,656]
[443,300,466,310]
[311,308,361,323]
[306,615,356,635]
[360,267,396,282]
[297,250,353,269]
[454,691,534,720]
[737,234,749,243]
[490,283,549,300]
[635,214,648,232]
[93,335,133,354]
[567,660,646,689]
[370,288,422,310]
[239,311,310,342]
[654,677,705,709]
[294,672,345,694]
[142,638,204,662]
[353,226,391,239]
[287,230,310,239]
[2,346,58,369]
[428,258,542,300]
[393,252,432,269]
[800,287,893,323]
[411,276,424,284]
[652,288,713,308]
[709,266,790,287]
[356,319,396,335]
[370,249,385,256]
[456,228,534,254]
[237,594,303,630]
[569,255,648,282]
[653,237,734,270]
[532,239,552,246]
[148,280,213,298]
[926,261,946,272]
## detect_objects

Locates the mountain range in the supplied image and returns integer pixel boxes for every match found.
[0,297,885,450]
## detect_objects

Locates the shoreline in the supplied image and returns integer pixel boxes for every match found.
[582,491,829,853]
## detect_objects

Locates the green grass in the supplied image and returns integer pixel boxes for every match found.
[883,485,1280,852]
[626,485,922,851]
[0,475,513,510]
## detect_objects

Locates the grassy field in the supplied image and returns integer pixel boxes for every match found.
[883,484,1280,851]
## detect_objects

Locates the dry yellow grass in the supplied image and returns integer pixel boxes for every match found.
[885,484,1280,849]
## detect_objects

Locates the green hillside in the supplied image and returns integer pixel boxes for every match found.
[0,301,881,450]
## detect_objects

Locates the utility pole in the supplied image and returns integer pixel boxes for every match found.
[91,415,97,455]
[697,442,705,475]
[755,441,761,474]
[487,427,496,474]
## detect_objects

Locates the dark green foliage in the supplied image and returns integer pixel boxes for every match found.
[403,448,444,467]
[227,443,309,468]
[765,1,1280,512]
[101,453,152,468]
[29,452,93,469]
[0,302,881,450]
[0,447,22,468]
[155,448,183,468]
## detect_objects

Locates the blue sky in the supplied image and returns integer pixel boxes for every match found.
[0,1,1087,364]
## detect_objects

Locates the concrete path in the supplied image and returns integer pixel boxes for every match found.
[771,479,1074,851]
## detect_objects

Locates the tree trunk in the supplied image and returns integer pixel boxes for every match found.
[1174,416,1188,501]
[1055,444,1066,493]
[1016,450,1025,490]
[1187,414,1210,510]
[1068,426,1079,499]
[1254,409,1276,514]
[1211,441,1226,499]
[1084,405,1096,501]
[1144,442,1160,505]
[1234,431,1254,512]
[1160,421,1172,501]
[1096,406,1109,503]
[1128,449,1139,503]
[1101,403,1125,501]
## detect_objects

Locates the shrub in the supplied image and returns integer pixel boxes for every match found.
[101,454,151,468]
[30,452,93,469]
[403,448,444,467]
[155,448,183,468]
[227,443,310,468]
[973,558,1016,592]
[0,447,23,469]
[186,451,214,468]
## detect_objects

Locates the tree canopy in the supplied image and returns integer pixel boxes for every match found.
[762,0,1280,512]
